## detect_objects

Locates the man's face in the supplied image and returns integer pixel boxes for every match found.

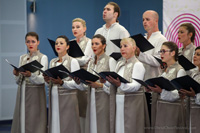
[103,4,115,22]
[143,11,157,32]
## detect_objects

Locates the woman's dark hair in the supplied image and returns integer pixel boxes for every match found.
[92,34,106,45]
[25,32,39,41]
[107,2,120,22]
[162,41,178,61]
[180,23,196,43]
[56,35,69,45]
[195,46,200,51]
[56,35,70,53]
[92,34,106,51]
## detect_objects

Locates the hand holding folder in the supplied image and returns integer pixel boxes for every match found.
[133,75,200,94]
[133,77,177,91]
[5,59,43,73]
[92,69,129,83]
[32,64,69,79]
[171,75,200,94]
[59,68,99,85]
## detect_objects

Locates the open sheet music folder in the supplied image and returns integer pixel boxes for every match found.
[5,59,43,73]
[133,75,200,94]
[32,64,69,79]
[92,69,129,83]
[59,68,99,84]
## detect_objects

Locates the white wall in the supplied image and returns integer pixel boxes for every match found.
[0,0,27,120]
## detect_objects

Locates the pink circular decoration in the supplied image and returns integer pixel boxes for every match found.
[165,13,200,48]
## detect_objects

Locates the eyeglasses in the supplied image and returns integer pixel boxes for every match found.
[158,49,172,54]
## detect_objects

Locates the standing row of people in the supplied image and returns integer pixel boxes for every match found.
[10,1,200,133]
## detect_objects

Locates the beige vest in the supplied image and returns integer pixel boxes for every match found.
[179,43,196,62]
[85,53,111,133]
[50,54,72,81]
[163,62,183,80]
[153,62,186,133]
[114,56,150,133]
[11,51,47,133]
[78,36,89,52]
[115,56,141,94]
[48,54,81,133]
[19,50,44,83]
[188,69,200,133]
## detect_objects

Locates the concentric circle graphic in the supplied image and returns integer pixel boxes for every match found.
[165,13,200,48]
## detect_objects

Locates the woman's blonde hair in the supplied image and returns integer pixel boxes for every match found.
[72,18,86,27]
[120,38,136,47]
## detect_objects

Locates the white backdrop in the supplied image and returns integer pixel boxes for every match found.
[163,0,200,47]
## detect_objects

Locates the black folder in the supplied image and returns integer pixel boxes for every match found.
[48,38,58,56]
[59,68,99,84]
[171,75,200,94]
[178,55,196,71]
[92,69,129,83]
[33,64,69,79]
[47,38,84,57]
[110,39,121,48]
[130,34,154,52]
[132,78,150,90]
[153,56,166,68]
[110,52,122,60]
[5,59,43,73]
[72,69,99,84]
[154,56,163,65]
[68,40,84,57]
[133,77,177,91]
[110,33,154,52]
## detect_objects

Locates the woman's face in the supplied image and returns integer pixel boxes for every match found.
[55,38,69,55]
[91,38,105,56]
[178,26,192,44]
[72,21,86,39]
[120,40,135,59]
[193,49,200,67]
[25,36,39,53]
[160,45,174,63]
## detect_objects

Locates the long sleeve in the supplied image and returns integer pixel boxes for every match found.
[102,57,117,94]
[62,58,82,89]
[138,52,160,67]
[76,39,94,66]
[118,62,145,92]
[138,32,167,67]
[160,69,186,101]
[29,55,48,84]
[195,93,200,105]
